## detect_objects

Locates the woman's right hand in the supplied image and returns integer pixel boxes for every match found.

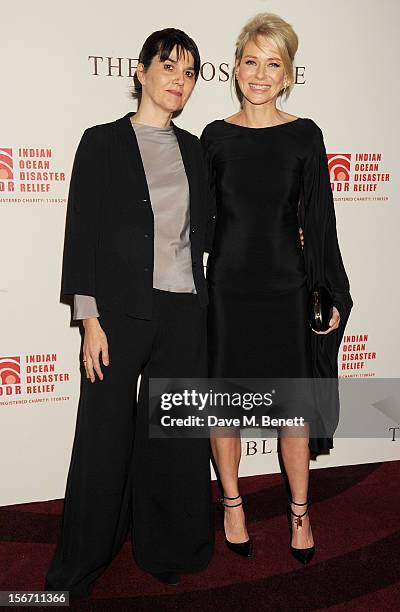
[82,318,109,382]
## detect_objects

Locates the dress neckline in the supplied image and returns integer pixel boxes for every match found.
[220,117,302,130]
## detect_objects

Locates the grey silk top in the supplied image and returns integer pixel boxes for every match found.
[73,121,196,320]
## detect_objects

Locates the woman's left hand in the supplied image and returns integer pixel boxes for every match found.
[312,306,340,335]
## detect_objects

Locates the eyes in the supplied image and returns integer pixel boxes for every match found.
[164,62,195,79]
[244,60,281,68]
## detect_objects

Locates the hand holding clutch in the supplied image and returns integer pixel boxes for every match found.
[308,285,340,334]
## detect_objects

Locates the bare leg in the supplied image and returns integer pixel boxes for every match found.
[211,428,249,543]
[279,425,314,549]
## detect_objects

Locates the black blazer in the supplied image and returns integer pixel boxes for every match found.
[61,112,216,319]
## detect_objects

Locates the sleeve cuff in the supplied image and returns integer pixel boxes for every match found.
[73,294,100,320]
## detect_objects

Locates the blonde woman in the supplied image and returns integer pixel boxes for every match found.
[201,13,352,564]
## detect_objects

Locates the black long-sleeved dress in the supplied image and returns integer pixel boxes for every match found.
[201,118,353,455]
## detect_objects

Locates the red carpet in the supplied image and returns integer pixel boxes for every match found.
[1,460,399,610]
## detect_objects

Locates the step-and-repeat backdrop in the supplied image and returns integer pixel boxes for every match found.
[1,0,399,505]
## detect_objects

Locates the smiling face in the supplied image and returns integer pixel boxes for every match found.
[136,45,197,114]
[235,36,287,106]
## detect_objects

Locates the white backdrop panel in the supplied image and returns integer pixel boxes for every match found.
[0,0,399,505]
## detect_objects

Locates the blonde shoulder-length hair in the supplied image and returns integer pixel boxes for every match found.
[233,13,299,105]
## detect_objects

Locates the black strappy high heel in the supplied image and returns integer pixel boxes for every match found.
[220,494,253,558]
[287,500,315,565]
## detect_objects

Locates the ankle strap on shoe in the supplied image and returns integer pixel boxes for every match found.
[289,503,309,528]
[290,500,309,522]
[220,494,243,508]
[290,507,308,518]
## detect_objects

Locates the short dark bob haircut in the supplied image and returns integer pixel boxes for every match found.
[132,28,201,101]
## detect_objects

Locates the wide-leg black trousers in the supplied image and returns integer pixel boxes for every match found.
[46,290,214,598]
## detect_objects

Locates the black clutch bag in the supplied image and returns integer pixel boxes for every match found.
[308,285,333,331]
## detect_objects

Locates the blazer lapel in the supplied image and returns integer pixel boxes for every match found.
[173,124,199,228]
[115,112,151,200]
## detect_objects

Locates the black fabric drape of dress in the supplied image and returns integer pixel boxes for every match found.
[201,118,353,455]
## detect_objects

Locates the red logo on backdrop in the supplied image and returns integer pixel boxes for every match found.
[339,333,377,378]
[0,356,21,385]
[328,152,391,202]
[327,154,351,182]
[0,352,71,403]
[0,148,14,180]
[0,147,66,202]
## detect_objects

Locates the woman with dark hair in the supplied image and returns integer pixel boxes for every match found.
[202,13,352,564]
[45,28,214,598]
